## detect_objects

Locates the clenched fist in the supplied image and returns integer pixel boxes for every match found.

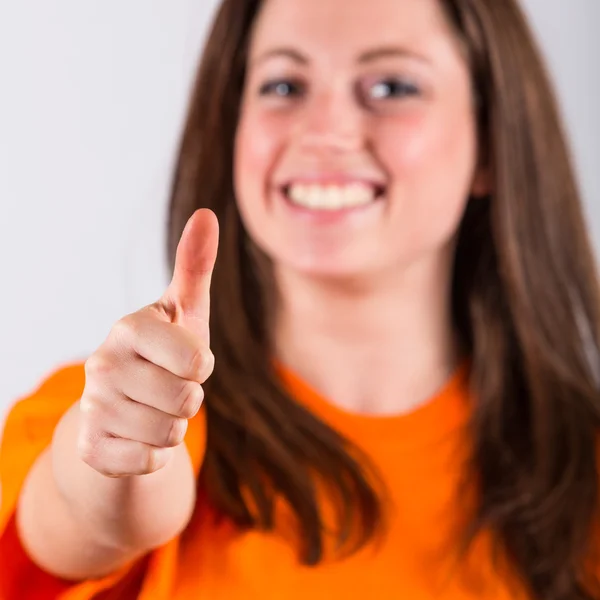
[77,209,219,477]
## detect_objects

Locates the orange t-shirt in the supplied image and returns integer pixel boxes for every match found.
[0,362,528,599]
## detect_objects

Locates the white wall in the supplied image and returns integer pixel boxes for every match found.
[520,0,599,232]
[0,0,220,421]
[0,0,598,423]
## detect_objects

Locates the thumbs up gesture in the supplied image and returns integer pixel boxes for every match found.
[78,209,219,477]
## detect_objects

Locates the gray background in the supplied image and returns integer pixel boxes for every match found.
[0,0,598,425]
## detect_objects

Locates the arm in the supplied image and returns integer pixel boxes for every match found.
[16,402,197,581]
[12,209,218,584]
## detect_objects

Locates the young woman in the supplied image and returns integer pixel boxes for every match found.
[2,0,599,598]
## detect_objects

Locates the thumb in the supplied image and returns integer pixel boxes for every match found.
[162,209,219,332]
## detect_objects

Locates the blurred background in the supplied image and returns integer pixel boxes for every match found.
[0,0,598,425]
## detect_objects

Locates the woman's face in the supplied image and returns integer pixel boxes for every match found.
[234,0,487,280]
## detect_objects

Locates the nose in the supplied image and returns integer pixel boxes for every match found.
[296,86,364,154]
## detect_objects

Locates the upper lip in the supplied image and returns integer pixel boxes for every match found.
[277,173,387,192]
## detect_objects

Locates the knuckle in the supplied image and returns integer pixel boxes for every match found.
[77,430,103,469]
[165,417,188,447]
[79,392,120,427]
[108,318,129,344]
[175,381,204,419]
[187,345,214,382]
[111,315,139,346]
[203,350,216,379]
[78,394,100,420]
[146,446,170,474]
[85,353,114,381]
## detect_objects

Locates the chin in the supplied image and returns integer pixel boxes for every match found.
[245,225,383,282]
[276,249,376,282]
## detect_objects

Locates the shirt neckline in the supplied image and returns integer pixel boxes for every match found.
[275,360,472,448]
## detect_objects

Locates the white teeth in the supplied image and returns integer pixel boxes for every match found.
[286,183,377,210]
[289,184,307,203]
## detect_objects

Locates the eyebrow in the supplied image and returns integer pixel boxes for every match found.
[358,46,430,65]
[251,48,308,67]
[250,45,430,67]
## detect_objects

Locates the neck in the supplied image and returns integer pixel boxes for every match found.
[272,258,461,416]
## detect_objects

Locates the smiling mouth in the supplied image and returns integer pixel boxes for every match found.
[281,182,386,211]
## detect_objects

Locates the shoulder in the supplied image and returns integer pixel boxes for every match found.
[2,361,86,448]
[0,362,86,531]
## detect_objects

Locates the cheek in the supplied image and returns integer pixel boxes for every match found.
[375,107,477,177]
[234,110,286,201]
[233,108,291,254]
[375,105,478,248]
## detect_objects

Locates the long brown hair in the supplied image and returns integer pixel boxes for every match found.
[166,0,600,597]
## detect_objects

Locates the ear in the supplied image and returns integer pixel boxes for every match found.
[470,164,492,199]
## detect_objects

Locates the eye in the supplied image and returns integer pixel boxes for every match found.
[365,78,420,101]
[258,79,304,98]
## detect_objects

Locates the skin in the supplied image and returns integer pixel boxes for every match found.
[16,210,219,579]
[235,0,488,415]
[16,0,488,581]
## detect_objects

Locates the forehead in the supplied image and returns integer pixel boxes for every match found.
[249,0,454,61]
